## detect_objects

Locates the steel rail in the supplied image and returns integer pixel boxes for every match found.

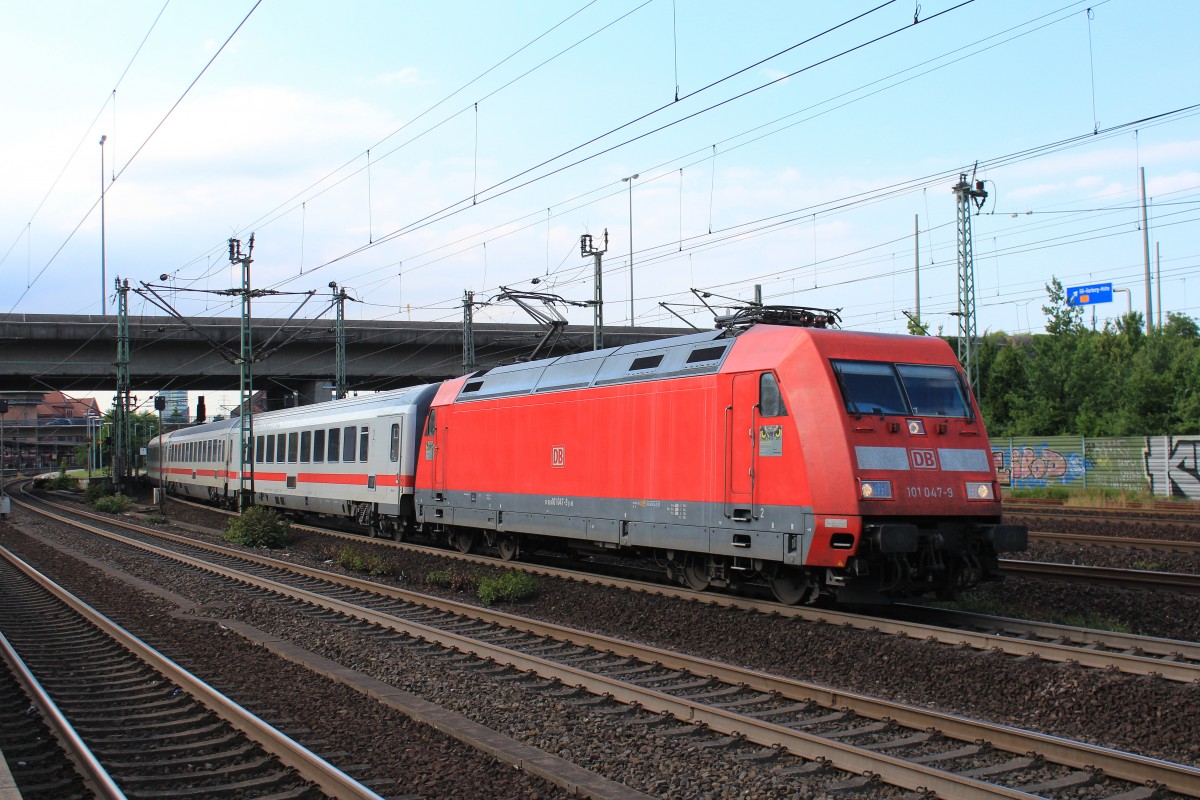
[0,542,384,800]
[1004,504,1200,526]
[1001,559,1200,594]
[18,495,1200,798]
[0,629,126,800]
[891,604,1200,666]
[1030,530,1200,553]
[41,491,1200,682]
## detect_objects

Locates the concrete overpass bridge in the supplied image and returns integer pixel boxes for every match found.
[0,313,690,402]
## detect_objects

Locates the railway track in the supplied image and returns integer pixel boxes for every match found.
[12,488,1200,799]
[1004,503,1200,530]
[1002,559,1200,594]
[0,541,382,800]
[155,493,1200,682]
[1029,530,1200,553]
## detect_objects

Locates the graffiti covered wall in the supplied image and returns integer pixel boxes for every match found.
[990,436,1200,500]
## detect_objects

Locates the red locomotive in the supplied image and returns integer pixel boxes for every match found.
[151,307,1024,604]
[413,308,1026,604]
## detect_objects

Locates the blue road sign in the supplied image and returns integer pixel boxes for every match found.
[1067,282,1113,306]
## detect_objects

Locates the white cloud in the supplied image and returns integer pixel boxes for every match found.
[1008,182,1070,200]
[374,67,425,86]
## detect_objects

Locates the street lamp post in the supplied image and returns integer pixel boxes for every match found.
[622,173,638,326]
[100,135,107,316]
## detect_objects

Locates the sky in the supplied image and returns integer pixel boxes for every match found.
[2,0,1199,413]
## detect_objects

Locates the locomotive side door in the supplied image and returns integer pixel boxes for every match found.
[425,408,446,497]
[724,373,757,519]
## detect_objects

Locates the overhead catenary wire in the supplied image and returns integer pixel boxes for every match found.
[293,0,952,281]
[6,0,264,314]
[0,0,172,273]
[320,0,1114,306]
[179,0,1108,308]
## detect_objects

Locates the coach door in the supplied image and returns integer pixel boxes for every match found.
[724,373,757,520]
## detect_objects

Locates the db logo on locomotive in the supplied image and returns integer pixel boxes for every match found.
[910,448,938,470]
[550,446,566,468]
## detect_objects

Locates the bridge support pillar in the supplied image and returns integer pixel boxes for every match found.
[296,381,333,406]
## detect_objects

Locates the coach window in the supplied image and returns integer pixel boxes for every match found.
[359,427,370,461]
[256,436,264,463]
[327,428,340,463]
[265,435,275,463]
[276,434,287,463]
[759,373,788,417]
[389,424,400,462]
[300,431,311,463]
[343,426,356,462]
[313,430,325,463]
[287,432,299,463]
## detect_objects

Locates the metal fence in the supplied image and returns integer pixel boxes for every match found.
[990,436,1200,500]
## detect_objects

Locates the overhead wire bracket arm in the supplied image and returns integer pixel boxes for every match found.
[658,302,702,330]
[134,283,242,363]
[253,290,321,361]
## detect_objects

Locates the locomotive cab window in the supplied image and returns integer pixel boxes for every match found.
[424,409,436,436]
[389,424,400,462]
[759,373,787,417]
[895,364,971,418]
[832,360,971,418]
[831,360,907,416]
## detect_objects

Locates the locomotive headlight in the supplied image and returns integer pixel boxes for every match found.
[860,480,892,499]
[966,481,994,501]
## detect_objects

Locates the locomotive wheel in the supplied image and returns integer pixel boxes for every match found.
[682,558,711,591]
[768,570,819,605]
[452,529,478,554]
[496,534,521,561]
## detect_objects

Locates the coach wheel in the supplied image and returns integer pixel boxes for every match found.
[452,529,478,554]
[496,534,521,562]
[682,557,711,592]
[768,569,819,605]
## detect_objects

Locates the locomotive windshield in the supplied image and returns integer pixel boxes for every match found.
[832,360,971,418]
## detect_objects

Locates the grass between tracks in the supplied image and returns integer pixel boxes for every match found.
[426,565,540,606]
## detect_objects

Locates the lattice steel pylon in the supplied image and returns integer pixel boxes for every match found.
[953,173,988,398]
[462,290,477,374]
[232,236,256,511]
[114,277,133,489]
[331,282,348,399]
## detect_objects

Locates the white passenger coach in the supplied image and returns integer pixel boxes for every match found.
[147,384,439,536]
